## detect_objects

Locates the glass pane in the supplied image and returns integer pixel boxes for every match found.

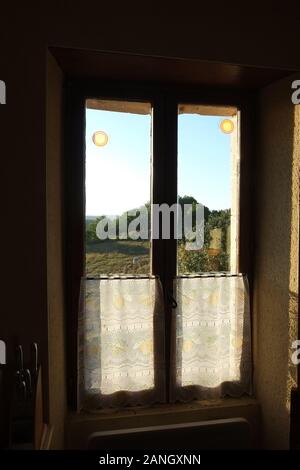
[177,104,239,274]
[85,99,152,276]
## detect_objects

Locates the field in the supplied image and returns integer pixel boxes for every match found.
[85,240,150,276]
[85,207,230,275]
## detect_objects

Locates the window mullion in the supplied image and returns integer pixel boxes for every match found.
[152,93,178,402]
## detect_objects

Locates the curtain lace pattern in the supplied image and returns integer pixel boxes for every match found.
[78,276,165,409]
[170,274,252,401]
[78,274,251,409]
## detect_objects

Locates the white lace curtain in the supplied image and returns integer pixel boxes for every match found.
[170,274,252,401]
[78,274,251,410]
[78,277,165,409]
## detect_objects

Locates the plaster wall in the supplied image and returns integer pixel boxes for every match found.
[254,75,299,448]
[46,52,66,449]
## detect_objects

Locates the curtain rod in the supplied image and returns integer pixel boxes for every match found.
[84,273,245,280]
[177,273,245,279]
[84,275,159,280]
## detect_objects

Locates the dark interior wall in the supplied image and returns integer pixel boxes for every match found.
[0,29,48,386]
[46,51,66,449]
[3,7,300,70]
[1,6,300,447]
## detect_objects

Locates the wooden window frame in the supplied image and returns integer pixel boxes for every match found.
[64,78,255,410]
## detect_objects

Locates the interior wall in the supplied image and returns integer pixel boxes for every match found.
[0,34,49,419]
[46,52,66,449]
[3,8,300,71]
[254,74,299,449]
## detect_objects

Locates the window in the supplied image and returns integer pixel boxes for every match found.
[177,104,240,275]
[65,82,252,410]
[85,99,152,276]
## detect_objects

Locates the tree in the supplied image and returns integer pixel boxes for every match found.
[178,244,211,273]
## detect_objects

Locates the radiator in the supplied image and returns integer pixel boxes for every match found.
[87,417,250,450]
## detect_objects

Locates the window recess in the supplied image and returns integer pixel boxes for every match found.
[65,84,253,410]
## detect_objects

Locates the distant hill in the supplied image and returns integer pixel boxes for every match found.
[86,216,98,229]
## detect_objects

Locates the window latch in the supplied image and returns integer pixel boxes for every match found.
[166,290,177,309]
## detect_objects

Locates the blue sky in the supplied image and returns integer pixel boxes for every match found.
[85,108,232,216]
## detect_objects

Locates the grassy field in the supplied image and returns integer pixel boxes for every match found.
[85,240,150,276]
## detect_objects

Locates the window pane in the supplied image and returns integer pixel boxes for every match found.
[177,104,239,274]
[85,99,152,276]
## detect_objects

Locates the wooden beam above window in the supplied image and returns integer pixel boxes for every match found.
[86,99,151,115]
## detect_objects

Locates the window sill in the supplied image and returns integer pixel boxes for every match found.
[66,397,260,449]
